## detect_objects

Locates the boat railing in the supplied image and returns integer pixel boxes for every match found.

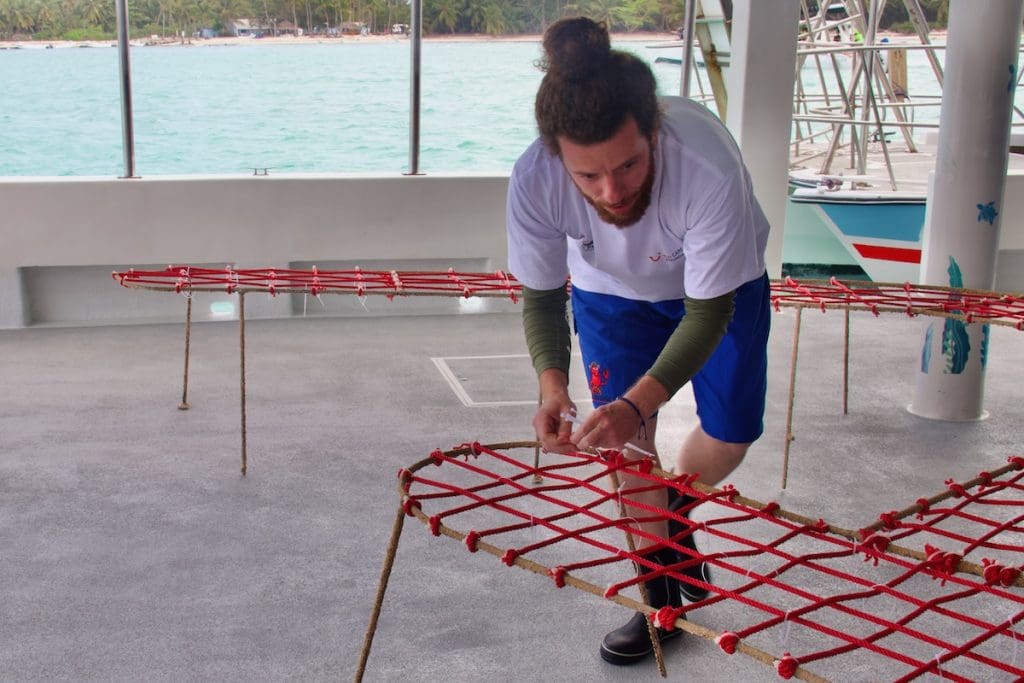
[790,33,1024,191]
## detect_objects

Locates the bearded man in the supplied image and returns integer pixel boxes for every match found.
[505,16,772,666]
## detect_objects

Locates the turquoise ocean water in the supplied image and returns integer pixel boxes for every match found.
[1,40,687,177]
[1,40,948,177]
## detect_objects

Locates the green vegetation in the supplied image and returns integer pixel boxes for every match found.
[0,0,950,43]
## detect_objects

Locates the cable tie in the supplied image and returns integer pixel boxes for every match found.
[559,411,655,459]
[778,611,793,652]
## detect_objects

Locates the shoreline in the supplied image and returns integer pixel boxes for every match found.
[0,31,675,50]
[0,29,942,51]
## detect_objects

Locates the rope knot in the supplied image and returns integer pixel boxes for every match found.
[401,497,421,516]
[429,448,445,465]
[914,497,931,519]
[982,558,1021,586]
[716,631,739,654]
[501,548,519,566]
[464,531,480,553]
[924,544,961,584]
[977,470,993,487]
[1009,455,1024,468]
[428,515,441,536]
[762,501,780,515]
[879,511,901,530]
[859,532,889,564]
[653,606,685,631]
[548,566,567,588]
[944,478,967,497]
[775,653,799,679]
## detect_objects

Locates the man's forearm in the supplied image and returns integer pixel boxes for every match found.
[522,283,571,377]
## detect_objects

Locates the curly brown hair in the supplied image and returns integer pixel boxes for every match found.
[535,17,661,155]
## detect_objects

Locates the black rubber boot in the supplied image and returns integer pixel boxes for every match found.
[667,487,712,602]
[599,548,685,665]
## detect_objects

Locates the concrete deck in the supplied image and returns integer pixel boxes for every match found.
[1,303,1022,682]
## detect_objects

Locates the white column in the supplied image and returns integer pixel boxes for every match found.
[725,0,800,278]
[909,0,1024,421]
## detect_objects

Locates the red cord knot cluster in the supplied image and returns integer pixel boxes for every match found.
[653,605,685,631]
[548,566,567,588]
[923,544,963,585]
[1009,455,1024,468]
[401,497,420,516]
[857,531,891,565]
[878,510,902,530]
[914,497,931,519]
[464,530,480,553]
[774,652,799,679]
[944,478,968,498]
[716,631,740,654]
[981,558,1023,586]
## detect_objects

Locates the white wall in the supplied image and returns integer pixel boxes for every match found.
[1,173,511,328]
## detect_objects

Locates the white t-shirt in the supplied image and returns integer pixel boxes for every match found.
[506,96,769,302]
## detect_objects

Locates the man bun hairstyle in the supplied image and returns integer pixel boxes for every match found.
[535,17,660,155]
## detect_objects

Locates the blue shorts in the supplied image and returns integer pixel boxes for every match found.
[571,273,771,443]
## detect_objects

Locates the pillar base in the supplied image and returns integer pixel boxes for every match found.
[906,403,990,422]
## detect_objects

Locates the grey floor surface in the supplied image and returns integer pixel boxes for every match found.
[1,305,1022,682]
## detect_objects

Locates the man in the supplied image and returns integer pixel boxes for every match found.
[505,17,771,665]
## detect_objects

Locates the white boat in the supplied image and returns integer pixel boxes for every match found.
[652,1,1024,289]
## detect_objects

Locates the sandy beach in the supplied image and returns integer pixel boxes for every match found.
[0,31,682,50]
[0,28,946,51]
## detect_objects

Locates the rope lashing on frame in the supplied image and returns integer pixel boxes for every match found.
[359,442,1024,682]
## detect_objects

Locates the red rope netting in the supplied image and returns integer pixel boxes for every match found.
[398,443,1024,682]
[112,265,522,301]
[769,277,1024,329]
[112,267,1024,328]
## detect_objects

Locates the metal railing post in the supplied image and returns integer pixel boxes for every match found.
[114,0,137,178]
[408,0,423,175]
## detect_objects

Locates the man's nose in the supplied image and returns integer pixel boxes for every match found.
[599,175,626,205]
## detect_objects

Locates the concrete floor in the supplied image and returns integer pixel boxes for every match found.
[1,304,1022,682]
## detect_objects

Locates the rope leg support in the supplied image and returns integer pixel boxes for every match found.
[179,294,193,410]
[782,307,803,490]
[843,306,850,416]
[533,389,543,484]
[239,292,247,476]
[355,503,408,683]
[608,469,668,678]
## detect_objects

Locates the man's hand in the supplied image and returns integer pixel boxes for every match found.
[569,399,639,452]
[534,368,576,453]
[533,396,577,453]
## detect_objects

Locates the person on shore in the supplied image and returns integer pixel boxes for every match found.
[505,17,771,665]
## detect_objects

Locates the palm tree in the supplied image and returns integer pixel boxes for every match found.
[426,0,458,33]
[480,0,505,35]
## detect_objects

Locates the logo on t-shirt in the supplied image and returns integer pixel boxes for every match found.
[649,247,684,262]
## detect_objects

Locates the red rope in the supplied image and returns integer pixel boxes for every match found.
[112,268,1024,328]
[400,443,1024,681]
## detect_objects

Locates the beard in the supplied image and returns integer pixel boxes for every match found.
[582,143,656,228]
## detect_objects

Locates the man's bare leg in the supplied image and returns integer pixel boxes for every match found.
[616,415,667,551]
[674,423,751,487]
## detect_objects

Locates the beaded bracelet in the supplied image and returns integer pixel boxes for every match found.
[617,396,648,440]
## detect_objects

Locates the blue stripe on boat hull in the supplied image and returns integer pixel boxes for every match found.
[817,202,924,242]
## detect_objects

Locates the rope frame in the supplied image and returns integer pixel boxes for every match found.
[358,442,1024,682]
